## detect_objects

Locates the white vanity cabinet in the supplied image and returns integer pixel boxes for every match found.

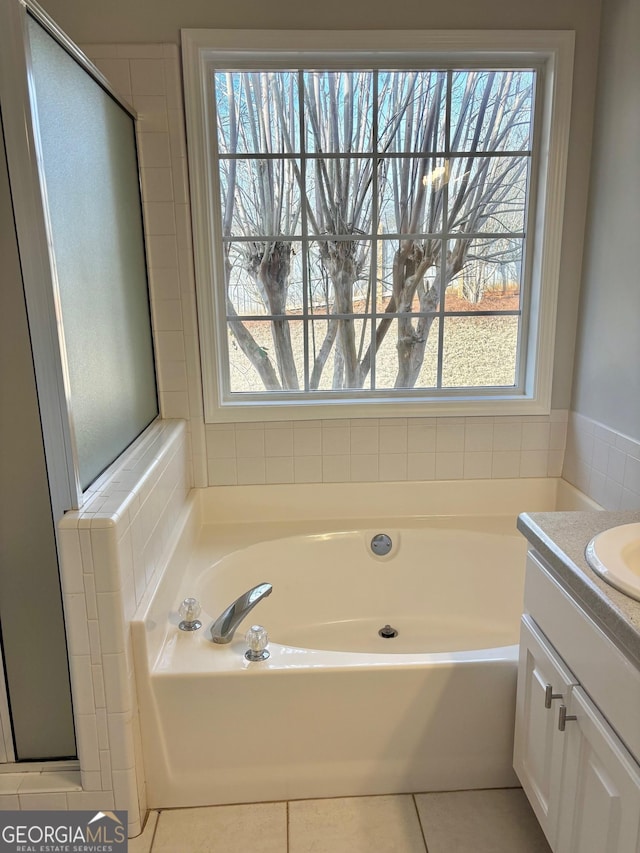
[555,686,640,853]
[514,550,640,853]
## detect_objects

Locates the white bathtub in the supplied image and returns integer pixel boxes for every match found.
[132,479,596,808]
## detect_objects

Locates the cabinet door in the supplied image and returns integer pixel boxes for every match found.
[514,615,577,847]
[556,686,640,853]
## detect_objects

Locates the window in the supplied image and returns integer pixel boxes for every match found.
[182,31,574,422]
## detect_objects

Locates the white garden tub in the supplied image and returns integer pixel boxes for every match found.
[132,478,595,808]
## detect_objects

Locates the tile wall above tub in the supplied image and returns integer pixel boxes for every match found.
[563,412,640,510]
[206,411,569,486]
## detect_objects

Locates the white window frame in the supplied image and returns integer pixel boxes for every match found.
[182,29,574,424]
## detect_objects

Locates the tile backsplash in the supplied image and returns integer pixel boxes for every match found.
[563,411,640,510]
[206,412,569,486]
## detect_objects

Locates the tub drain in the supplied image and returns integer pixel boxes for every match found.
[378,624,398,639]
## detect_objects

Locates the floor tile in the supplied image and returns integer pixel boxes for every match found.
[414,788,551,853]
[130,810,158,853]
[151,802,287,853]
[289,795,426,853]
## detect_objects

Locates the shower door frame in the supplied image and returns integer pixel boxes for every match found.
[0,0,143,520]
[0,644,15,763]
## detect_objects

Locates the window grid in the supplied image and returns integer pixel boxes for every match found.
[216,67,533,395]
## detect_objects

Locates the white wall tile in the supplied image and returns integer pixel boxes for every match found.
[464,452,493,479]
[322,426,350,455]
[378,453,408,481]
[493,422,522,451]
[265,428,293,457]
[91,528,121,593]
[464,424,494,452]
[138,133,171,169]
[141,168,174,203]
[57,529,84,594]
[607,446,627,484]
[294,456,322,483]
[436,423,465,452]
[235,428,265,458]
[549,421,567,450]
[323,454,351,482]
[592,438,610,473]
[563,412,640,507]
[379,424,408,454]
[130,59,165,95]
[547,450,564,477]
[350,425,379,454]
[492,451,521,479]
[349,454,379,482]
[407,452,435,480]
[106,713,136,772]
[294,428,322,456]
[92,58,131,96]
[153,299,183,331]
[624,455,640,494]
[265,457,294,484]
[133,96,168,133]
[18,793,69,810]
[76,714,101,773]
[207,458,238,486]
[521,422,550,450]
[145,203,176,237]
[68,790,115,810]
[237,458,266,485]
[520,450,549,478]
[97,593,126,655]
[146,235,178,269]
[64,595,91,656]
[407,423,436,453]
[206,428,236,459]
[435,452,464,480]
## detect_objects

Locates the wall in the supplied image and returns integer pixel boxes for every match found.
[570,0,639,440]
[561,0,640,510]
[80,41,575,491]
[40,0,602,415]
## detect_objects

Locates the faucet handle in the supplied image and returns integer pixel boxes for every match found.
[245,624,270,661]
[179,597,202,631]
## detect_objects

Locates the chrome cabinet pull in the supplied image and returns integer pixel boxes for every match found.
[558,704,577,731]
[544,684,562,709]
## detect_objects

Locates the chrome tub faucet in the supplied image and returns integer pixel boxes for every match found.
[210,582,273,644]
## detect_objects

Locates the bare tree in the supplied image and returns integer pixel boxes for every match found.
[215,67,533,392]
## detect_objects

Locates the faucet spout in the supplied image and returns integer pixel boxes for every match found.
[210,582,272,644]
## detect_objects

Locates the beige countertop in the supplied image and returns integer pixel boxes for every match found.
[517,510,640,669]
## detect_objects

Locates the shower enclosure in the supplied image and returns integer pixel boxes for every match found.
[0,0,158,763]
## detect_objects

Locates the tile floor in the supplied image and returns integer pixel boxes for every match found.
[130,788,551,853]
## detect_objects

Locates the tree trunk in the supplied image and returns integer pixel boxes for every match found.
[227,302,281,391]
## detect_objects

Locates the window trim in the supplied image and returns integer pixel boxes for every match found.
[182,29,574,423]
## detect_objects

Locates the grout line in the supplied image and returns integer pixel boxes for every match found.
[148,809,160,852]
[286,799,290,853]
[412,793,430,853]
